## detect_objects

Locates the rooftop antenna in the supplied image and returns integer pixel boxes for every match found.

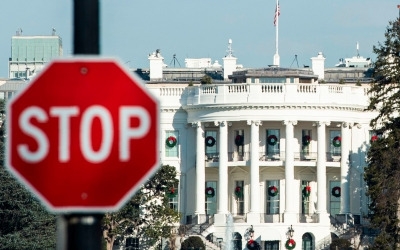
[290,55,299,68]
[16,28,23,36]
[169,54,181,67]
[226,39,234,57]
[356,41,360,57]
[52,28,56,36]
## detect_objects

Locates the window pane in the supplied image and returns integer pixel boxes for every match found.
[330,130,341,156]
[266,180,280,214]
[234,130,244,158]
[267,129,280,157]
[301,180,310,214]
[168,182,179,212]
[205,130,218,158]
[235,180,244,215]
[205,181,217,215]
[165,130,179,157]
[330,181,341,215]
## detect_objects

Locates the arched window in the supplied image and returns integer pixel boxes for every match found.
[232,232,242,250]
[302,233,313,250]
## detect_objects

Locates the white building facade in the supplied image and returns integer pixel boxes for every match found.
[147,63,375,249]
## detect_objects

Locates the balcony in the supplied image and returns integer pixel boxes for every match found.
[205,151,342,167]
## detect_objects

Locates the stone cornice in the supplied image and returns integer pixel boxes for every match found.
[182,104,366,112]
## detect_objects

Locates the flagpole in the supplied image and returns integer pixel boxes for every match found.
[273,0,280,67]
[276,0,279,55]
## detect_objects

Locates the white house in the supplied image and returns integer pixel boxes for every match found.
[145,48,375,249]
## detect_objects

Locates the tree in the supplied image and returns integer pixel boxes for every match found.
[102,164,180,250]
[200,75,212,84]
[368,19,400,129]
[365,17,400,249]
[180,236,206,250]
[0,99,56,249]
[330,238,352,250]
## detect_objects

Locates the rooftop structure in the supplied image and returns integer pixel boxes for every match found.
[8,28,63,79]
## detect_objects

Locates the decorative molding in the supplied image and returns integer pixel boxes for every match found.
[316,121,331,127]
[283,120,298,126]
[341,122,353,128]
[191,122,201,128]
[247,120,262,126]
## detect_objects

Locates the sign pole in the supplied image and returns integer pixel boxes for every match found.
[63,1,102,250]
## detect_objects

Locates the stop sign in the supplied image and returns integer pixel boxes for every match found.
[6,58,159,212]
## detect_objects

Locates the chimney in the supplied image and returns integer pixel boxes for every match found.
[311,52,325,80]
[148,49,164,81]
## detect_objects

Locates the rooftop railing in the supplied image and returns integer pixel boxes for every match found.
[185,83,370,107]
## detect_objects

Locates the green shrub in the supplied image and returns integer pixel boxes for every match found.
[330,238,352,250]
[181,236,206,249]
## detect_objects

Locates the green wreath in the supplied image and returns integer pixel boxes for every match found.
[302,135,311,146]
[302,186,311,197]
[205,136,216,147]
[285,239,296,250]
[267,135,278,146]
[332,136,341,147]
[165,136,177,148]
[205,187,215,198]
[268,186,278,197]
[166,187,177,198]
[332,186,341,198]
[234,135,244,146]
[234,186,243,198]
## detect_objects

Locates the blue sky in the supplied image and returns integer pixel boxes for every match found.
[0,0,398,78]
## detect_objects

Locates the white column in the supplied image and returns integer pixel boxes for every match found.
[284,120,297,223]
[247,120,262,223]
[340,122,351,214]
[193,122,206,223]
[215,121,229,224]
[317,121,330,223]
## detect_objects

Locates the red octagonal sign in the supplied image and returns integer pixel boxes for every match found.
[7,58,159,212]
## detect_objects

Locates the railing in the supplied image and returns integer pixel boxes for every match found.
[205,151,341,163]
[159,87,186,96]
[184,83,370,107]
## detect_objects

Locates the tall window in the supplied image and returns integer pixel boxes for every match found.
[205,181,217,215]
[302,233,313,250]
[302,129,311,156]
[165,130,179,157]
[169,182,179,212]
[205,130,218,159]
[266,129,280,158]
[234,129,244,158]
[266,180,280,214]
[330,130,341,156]
[330,181,341,215]
[126,237,139,250]
[235,180,244,215]
[301,180,310,215]
[265,241,279,250]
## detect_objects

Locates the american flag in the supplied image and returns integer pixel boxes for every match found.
[274,2,280,26]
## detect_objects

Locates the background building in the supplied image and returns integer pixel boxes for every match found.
[8,28,62,79]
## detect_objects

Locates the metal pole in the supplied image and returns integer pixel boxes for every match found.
[73,0,100,54]
[61,1,102,250]
[64,214,103,250]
